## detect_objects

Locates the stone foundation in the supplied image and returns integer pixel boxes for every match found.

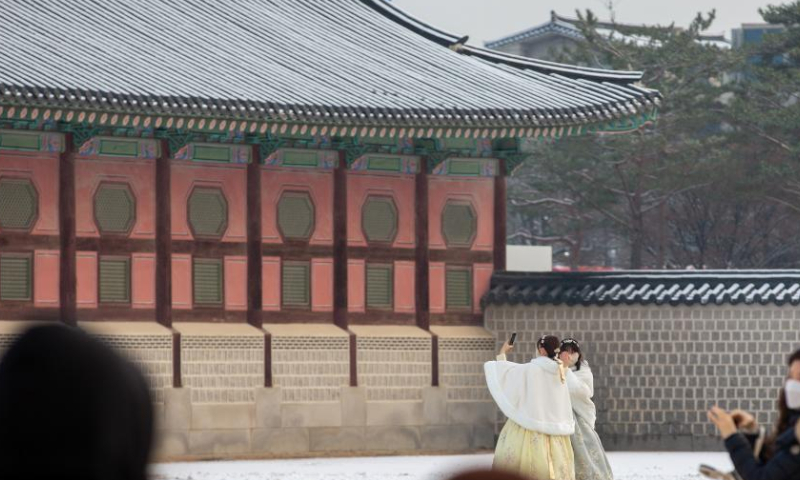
[155,384,494,458]
[0,320,498,459]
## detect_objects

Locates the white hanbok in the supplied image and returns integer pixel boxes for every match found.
[568,362,614,480]
[485,355,578,480]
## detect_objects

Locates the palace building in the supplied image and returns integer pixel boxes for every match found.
[0,0,657,457]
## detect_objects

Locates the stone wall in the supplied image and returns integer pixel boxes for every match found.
[155,323,494,458]
[485,304,800,451]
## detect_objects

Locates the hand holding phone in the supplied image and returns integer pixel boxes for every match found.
[499,333,517,356]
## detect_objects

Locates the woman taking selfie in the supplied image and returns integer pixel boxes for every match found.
[485,334,576,480]
[707,349,800,480]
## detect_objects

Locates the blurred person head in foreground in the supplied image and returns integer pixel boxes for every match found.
[448,470,529,480]
[0,324,153,480]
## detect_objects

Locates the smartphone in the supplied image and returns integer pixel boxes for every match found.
[509,332,517,346]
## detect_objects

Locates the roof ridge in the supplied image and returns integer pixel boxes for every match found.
[485,270,800,308]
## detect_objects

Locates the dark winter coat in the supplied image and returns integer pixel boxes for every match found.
[725,412,800,480]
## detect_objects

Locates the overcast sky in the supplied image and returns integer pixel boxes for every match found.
[392,0,773,45]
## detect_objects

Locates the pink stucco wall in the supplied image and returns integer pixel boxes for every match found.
[429,262,446,314]
[77,252,98,309]
[224,255,247,311]
[34,250,60,308]
[132,253,156,309]
[262,256,281,311]
[171,254,192,310]
[473,263,493,314]
[348,259,365,313]
[311,258,334,312]
[394,260,416,314]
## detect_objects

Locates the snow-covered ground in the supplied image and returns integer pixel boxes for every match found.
[151,451,733,480]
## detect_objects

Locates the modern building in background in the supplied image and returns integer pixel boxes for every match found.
[732,23,786,48]
[0,0,656,458]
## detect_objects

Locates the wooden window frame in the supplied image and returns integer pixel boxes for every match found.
[441,200,477,249]
[97,255,132,305]
[0,177,39,233]
[445,265,473,312]
[192,257,225,307]
[365,262,394,311]
[277,190,316,242]
[281,260,311,310]
[187,186,228,240]
[0,252,33,303]
[93,182,136,237]
[361,195,398,245]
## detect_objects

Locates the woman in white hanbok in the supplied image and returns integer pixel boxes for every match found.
[559,338,614,480]
[485,335,577,480]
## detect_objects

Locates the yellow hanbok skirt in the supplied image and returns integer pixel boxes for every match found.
[493,419,576,480]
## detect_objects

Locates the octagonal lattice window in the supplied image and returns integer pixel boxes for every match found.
[188,187,228,239]
[442,201,477,247]
[94,183,135,235]
[278,192,314,240]
[362,196,397,243]
[0,178,37,231]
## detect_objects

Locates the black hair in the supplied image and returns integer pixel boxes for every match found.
[560,338,584,371]
[537,335,560,359]
[0,325,153,480]
[763,349,800,460]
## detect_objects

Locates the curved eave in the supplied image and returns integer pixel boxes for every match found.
[363,0,645,83]
[0,82,659,132]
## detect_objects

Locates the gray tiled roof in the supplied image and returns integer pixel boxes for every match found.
[0,0,659,128]
[483,271,800,307]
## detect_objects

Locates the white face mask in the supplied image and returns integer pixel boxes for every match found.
[786,379,800,410]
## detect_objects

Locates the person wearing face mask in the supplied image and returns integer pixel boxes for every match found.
[706,349,800,480]
[558,339,614,480]
[485,334,577,480]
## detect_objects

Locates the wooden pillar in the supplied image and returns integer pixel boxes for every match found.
[155,140,172,328]
[264,332,272,387]
[415,164,430,331]
[247,145,263,328]
[333,152,349,330]
[494,159,507,271]
[333,152,355,386]
[416,159,438,386]
[59,134,76,326]
[172,331,182,388]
